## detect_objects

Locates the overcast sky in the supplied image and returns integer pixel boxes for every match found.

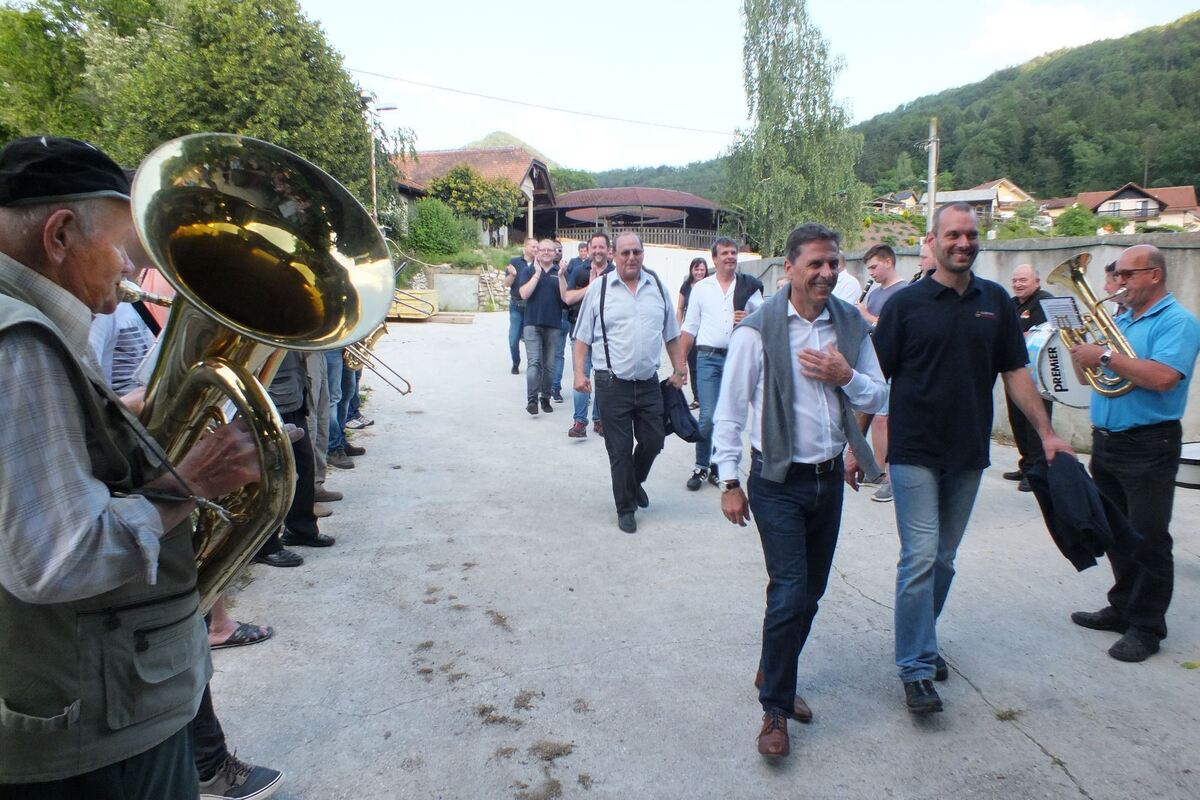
[299,0,1198,171]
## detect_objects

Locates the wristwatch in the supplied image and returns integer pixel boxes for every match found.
[719,478,741,493]
[1099,349,1114,368]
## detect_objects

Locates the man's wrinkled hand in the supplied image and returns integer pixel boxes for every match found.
[574,373,591,394]
[177,419,260,498]
[844,449,863,491]
[798,343,852,386]
[721,488,751,526]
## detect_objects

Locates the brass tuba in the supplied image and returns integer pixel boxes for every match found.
[131,133,394,611]
[1045,253,1136,398]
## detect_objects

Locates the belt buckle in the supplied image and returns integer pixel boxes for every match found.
[814,458,834,475]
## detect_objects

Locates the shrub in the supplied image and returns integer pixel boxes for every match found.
[405,198,469,257]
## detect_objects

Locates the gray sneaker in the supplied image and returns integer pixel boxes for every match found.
[199,752,283,799]
[871,480,893,503]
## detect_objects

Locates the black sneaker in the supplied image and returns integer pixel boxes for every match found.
[551,389,564,403]
[1071,607,1128,633]
[903,679,943,714]
[526,399,538,416]
[1002,469,1023,481]
[540,397,553,413]
[1018,477,1032,492]
[934,654,949,682]
[686,467,708,491]
[707,466,720,487]
[343,443,365,457]
[617,512,637,534]
[198,751,284,799]
[511,365,520,375]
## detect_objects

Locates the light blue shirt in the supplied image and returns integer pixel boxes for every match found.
[1091,293,1200,431]
[574,269,679,381]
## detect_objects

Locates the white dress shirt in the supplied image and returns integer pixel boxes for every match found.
[832,270,862,304]
[574,269,679,380]
[711,302,888,481]
[681,274,764,348]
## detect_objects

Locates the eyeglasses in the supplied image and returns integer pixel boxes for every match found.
[1113,267,1158,280]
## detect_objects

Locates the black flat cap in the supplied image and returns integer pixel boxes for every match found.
[0,136,130,207]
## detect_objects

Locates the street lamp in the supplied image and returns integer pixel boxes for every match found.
[362,94,399,221]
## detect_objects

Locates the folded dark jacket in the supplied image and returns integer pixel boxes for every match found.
[1024,453,1141,572]
[660,378,700,443]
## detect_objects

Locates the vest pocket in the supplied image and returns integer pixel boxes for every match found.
[102,605,204,731]
[0,697,80,733]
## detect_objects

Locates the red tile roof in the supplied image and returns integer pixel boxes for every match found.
[556,187,718,210]
[391,147,544,192]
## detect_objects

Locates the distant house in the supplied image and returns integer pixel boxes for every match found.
[1041,183,1200,232]
[918,178,1034,222]
[867,190,920,214]
[391,147,556,243]
[548,187,730,250]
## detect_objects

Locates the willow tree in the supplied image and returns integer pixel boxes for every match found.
[726,0,869,256]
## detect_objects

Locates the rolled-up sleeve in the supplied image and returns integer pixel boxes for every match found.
[0,327,162,604]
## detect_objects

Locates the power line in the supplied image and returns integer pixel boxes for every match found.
[349,68,738,138]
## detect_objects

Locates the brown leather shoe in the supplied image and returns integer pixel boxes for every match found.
[757,710,789,757]
[754,669,813,723]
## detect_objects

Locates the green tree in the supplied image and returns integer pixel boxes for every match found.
[428,165,522,230]
[550,167,596,194]
[405,198,469,257]
[1053,204,1099,236]
[725,0,869,256]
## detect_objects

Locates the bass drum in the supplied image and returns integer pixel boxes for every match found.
[1177,442,1200,489]
[1026,324,1090,409]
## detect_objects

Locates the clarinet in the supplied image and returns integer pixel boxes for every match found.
[857,278,875,303]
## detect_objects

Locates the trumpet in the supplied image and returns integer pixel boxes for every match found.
[117,279,173,307]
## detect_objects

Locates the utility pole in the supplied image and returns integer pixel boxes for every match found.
[924,116,939,233]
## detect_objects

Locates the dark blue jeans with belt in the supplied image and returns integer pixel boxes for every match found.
[1090,420,1181,641]
[748,451,844,715]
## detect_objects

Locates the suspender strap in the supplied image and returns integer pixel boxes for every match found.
[131,300,161,336]
[597,269,670,380]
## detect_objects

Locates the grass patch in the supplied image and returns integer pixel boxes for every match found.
[528,740,574,762]
[994,708,1022,721]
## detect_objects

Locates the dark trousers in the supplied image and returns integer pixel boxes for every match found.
[1090,421,1181,641]
[257,404,317,556]
[1006,394,1052,471]
[0,724,198,800]
[189,685,226,782]
[594,371,665,514]
[748,453,843,715]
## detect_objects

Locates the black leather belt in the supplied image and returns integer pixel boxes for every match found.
[1093,420,1180,437]
[697,345,727,356]
[751,449,840,474]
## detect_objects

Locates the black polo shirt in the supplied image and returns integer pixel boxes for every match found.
[1013,288,1053,333]
[873,273,1028,471]
[518,264,565,328]
[508,256,532,304]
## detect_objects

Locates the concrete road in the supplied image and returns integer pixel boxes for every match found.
[212,312,1200,800]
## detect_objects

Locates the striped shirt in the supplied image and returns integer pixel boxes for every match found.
[0,253,162,604]
[88,303,154,394]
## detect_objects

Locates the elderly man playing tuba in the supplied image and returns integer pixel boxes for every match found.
[0,137,269,796]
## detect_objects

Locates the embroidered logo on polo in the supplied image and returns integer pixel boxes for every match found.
[975,311,997,319]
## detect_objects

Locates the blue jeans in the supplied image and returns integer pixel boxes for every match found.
[572,342,601,424]
[324,350,347,452]
[749,453,843,714]
[891,464,983,682]
[552,312,569,393]
[508,303,525,368]
[347,369,363,420]
[694,350,725,469]
[338,367,358,431]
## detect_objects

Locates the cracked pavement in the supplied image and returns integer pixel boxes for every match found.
[211,312,1200,799]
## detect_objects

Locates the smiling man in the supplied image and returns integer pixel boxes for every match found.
[713,223,887,759]
[1067,243,1200,663]
[869,201,1072,715]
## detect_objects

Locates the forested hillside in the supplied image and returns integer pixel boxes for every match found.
[586,12,1200,201]
[591,158,728,199]
[856,12,1200,197]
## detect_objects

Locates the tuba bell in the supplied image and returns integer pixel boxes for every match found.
[131,133,394,611]
[1044,252,1136,398]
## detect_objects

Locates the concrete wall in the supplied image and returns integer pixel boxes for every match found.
[745,233,1200,449]
[430,269,480,312]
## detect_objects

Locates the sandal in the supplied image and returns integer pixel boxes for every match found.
[210,621,274,650]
